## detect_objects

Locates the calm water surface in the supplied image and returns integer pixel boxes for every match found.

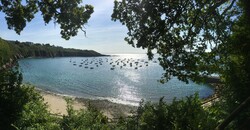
[19,54,214,106]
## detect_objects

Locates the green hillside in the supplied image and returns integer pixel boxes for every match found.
[0,38,105,67]
[0,38,13,66]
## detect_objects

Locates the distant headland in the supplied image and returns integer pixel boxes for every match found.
[0,37,107,69]
[0,38,107,65]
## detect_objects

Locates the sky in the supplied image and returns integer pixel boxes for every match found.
[0,0,146,54]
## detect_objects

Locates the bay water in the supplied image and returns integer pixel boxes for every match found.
[19,54,214,106]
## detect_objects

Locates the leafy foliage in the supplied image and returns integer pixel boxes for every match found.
[1,67,222,129]
[1,0,249,128]
[0,38,13,66]
[117,94,218,130]
[0,0,94,40]
[0,67,58,130]
[0,66,24,129]
[13,85,61,130]
[0,38,104,65]
[222,2,250,105]
[219,1,250,127]
[0,67,59,130]
[112,0,250,128]
[61,98,110,130]
[112,0,239,83]
[7,40,104,58]
[0,67,110,130]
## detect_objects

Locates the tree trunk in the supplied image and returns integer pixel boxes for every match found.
[216,96,250,130]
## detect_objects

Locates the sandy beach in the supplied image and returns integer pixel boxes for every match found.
[40,91,86,115]
[38,82,220,119]
[39,90,137,119]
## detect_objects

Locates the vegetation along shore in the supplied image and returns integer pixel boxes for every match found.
[0,37,107,70]
[1,0,250,129]
[37,88,137,119]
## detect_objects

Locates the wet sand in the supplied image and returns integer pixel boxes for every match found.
[39,90,137,119]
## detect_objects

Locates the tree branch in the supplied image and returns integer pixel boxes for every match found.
[221,0,237,16]
[216,96,250,130]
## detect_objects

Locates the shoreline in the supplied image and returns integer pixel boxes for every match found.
[37,89,137,119]
[36,77,221,118]
[38,86,218,119]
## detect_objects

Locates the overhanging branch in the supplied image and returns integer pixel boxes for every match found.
[221,0,237,16]
[216,96,250,130]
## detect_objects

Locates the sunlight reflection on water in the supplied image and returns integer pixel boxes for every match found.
[116,79,141,103]
[124,70,141,83]
[19,54,214,106]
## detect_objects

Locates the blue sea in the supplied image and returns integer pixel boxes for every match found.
[19,54,214,106]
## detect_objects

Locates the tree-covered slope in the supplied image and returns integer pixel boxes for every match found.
[0,38,14,67]
[0,37,105,66]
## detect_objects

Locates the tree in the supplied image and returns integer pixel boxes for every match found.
[112,0,239,83]
[0,67,21,129]
[112,0,250,128]
[218,1,250,128]
[116,95,218,130]
[0,0,94,40]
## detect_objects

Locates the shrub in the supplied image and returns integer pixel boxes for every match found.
[117,94,218,130]
[60,98,110,130]
[0,67,60,129]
